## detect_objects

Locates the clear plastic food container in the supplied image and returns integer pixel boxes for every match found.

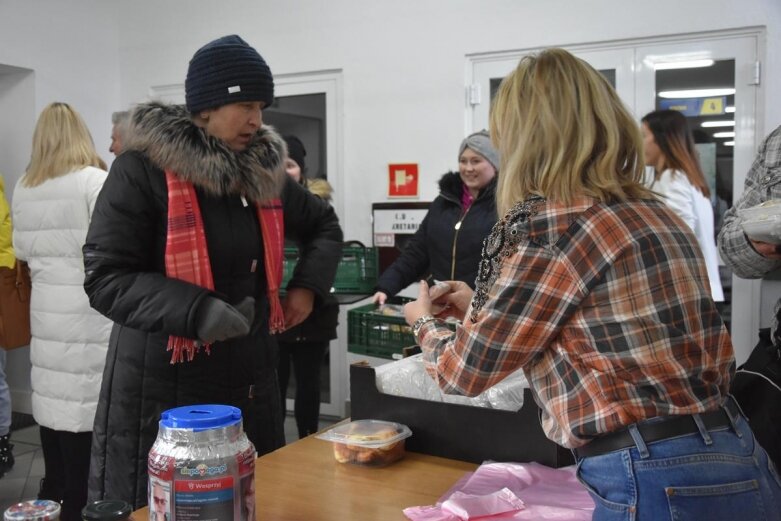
[740,199,781,244]
[4,500,61,521]
[316,419,412,467]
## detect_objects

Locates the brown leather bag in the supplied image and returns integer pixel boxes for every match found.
[0,260,31,349]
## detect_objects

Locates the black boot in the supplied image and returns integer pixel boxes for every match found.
[0,434,14,478]
[38,477,64,501]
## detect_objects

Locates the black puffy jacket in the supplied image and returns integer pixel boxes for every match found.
[83,103,342,509]
[277,177,339,343]
[376,172,498,295]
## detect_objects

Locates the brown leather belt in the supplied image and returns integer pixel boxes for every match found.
[574,399,738,459]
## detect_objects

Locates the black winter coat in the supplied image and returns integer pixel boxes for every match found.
[277,177,339,343]
[376,172,498,295]
[276,242,339,343]
[83,103,342,509]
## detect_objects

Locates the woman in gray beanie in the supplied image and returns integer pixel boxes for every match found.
[373,130,499,304]
[83,34,343,509]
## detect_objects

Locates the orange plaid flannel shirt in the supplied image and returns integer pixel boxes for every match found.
[418,196,734,448]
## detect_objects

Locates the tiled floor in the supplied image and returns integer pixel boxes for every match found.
[0,414,336,511]
[0,424,43,513]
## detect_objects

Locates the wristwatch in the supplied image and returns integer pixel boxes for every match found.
[412,315,437,342]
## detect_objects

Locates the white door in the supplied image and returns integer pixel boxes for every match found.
[468,47,635,131]
[267,71,346,418]
[469,30,763,364]
[634,33,761,364]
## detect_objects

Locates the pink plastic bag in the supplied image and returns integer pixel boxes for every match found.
[442,487,525,518]
[403,462,594,520]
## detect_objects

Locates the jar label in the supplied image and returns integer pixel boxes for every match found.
[174,476,235,519]
[148,449,174,481]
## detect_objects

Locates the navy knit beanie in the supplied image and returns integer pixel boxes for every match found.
[185,35,274,114]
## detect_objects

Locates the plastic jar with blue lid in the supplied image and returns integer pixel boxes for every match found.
[148,404,256,521]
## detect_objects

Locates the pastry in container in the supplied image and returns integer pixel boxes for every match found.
[317,419,412,467]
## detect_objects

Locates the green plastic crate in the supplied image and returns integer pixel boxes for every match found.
[347,297,414,360]
[282,244,378,295]
[282,248,298,291]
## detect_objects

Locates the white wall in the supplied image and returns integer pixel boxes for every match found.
[111,0,781,243]
[0,0,121,189]
[0,65,34,202]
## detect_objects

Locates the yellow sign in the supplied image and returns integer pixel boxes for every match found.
[699,97,724,115]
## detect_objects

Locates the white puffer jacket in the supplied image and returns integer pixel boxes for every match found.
[12,166,112,432]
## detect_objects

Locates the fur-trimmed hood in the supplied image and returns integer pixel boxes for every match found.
[305,178,333,201]
[123,102,286,202]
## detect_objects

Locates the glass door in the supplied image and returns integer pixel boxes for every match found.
[635,34,760,364]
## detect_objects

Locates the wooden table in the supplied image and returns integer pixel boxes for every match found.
[134,434,477,520]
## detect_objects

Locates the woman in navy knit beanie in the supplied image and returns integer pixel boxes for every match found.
[83,34,343,509]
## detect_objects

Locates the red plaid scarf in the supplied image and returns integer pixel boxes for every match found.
[164,170,285,364]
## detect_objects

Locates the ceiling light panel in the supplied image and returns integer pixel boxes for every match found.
[658,88,736,99]
[701,121,735,128]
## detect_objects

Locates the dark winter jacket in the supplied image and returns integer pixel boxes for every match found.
[83,103,342,509]
[376,171,498,296]
[277,176,339,343]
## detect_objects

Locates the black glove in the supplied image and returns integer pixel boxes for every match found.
[195,297,252,343]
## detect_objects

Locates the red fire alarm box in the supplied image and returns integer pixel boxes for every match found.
[387,163,419,198]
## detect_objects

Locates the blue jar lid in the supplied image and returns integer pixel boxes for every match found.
[160,404,242,431]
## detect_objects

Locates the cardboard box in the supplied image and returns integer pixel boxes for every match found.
[349,362,574,467]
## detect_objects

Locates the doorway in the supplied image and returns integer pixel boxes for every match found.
[263,70,345,418]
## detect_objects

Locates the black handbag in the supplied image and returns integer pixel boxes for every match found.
[730,328,781,471]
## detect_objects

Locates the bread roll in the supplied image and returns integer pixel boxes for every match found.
[332,426,405,466]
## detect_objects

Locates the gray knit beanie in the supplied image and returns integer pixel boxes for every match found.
[185,35,274,113]
[458,130,500,172]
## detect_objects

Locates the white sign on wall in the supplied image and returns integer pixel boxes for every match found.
[372,209,428,247]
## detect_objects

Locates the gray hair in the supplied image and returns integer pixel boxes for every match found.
[111,110,130,127]
[111,111,130,134]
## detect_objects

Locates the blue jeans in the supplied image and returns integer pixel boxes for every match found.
[576,400,781,520]
[0,349,10,436]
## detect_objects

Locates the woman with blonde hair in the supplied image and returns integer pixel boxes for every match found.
[404,48,780,520]
[12,102,112,521]
[641,109,723,301]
